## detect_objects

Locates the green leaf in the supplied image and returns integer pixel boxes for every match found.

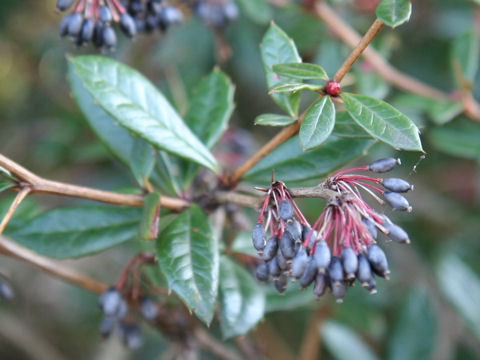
[245,135,373,183]
[261,23,302,117]
[342,92,423,152]
[179,69,235,185]
[68,56,219,173]
[322,321,379,360]
[429,118,480,160]
[451,29,480,86]
[437,254,480,339]
[272,63,328,80]
[0,180,14,193]
[255,113,296,127]
[156,205,219,324]
[388,288,436,360]
[332,112,370,138]
[426,100,463,125]
[150,152,182,196]
[231,231,258,257]
[269,82,323,93]
[8,206,142,258]
[376,0,412,28]
[0,166,16,181]
[69,66,155,186]
[299,96,336,150]
[235,0,272,25]
[139,192,162,242]
[219,256,265,338]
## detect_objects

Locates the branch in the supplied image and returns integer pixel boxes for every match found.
[313,1,480,122]
[0,153,189,210]
[0,235,108,293]
[0,187,31,235]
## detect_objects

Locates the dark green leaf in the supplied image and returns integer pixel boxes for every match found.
[272,63,328,80]
[179,69,235,185]
[437,254,480,339]
[255,113,296,127]
[269,82,323,93]
[8,206,142,258]
[332,112,370,138]
[245,135,373,183]
[376,0,412,28]
[69,66,155,186]
[219,256,265,338]
[156,205,219,324]
[139,192,162,242]
[451,29,480,86]
[388,288,436,360]
[150,152,182,196]
[429,118,480,160]
[68,56,218,173]
[235,0,271,25]
[342,93,423,151]
[261,23,302,117]
[299,96,336,150]
[323,321,379,360]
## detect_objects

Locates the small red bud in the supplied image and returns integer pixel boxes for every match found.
[325,81,341,96]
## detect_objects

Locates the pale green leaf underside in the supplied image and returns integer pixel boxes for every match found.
[272,62,328,80]
[376,0,412,28]
[255,113,296,127]
[300,96,336,150]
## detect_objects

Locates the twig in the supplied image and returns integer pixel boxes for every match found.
[0,235,108,293]
[194,328,244,360]
[333,19,384,83]
[0,154,189,210]
[0,187,31,235]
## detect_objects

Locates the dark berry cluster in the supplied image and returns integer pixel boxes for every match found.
[252,158,413,303]
[194,0,238,29]
[56,0,182,51]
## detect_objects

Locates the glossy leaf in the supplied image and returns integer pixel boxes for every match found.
[299,96,336,150]
[156,205,219,324]
[376,0,412,28]
[451,29,480,85]
[235,0,271,25]
[429,118,480,160]
[8,206,142,258]
[332,112,370,138]
[322,321,379,360]
[388,288,436,360]
[245,135,373,183]
[272,63,328,80]
[68,56,218,172]
[219,256,265,338]
[269,82,323,93]
[69,66,155,186]
[437,254,480,339]
[261,23,302,117]
[255,113,296,127]
[139,192,162,242]
[150,152,182,196]
[342,93,423,151]
[0,180,14,193]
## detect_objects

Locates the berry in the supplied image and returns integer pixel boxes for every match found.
[356,253,373,287]
[268,257,282,278]
[274,273,289,294]
[362,218,378,240]
[140,297,159,320]
[313,273,328,299]
[279,200,294,221]
[67,13,83,37]
[102,26,117,51]
[120,13,137,38]
[328,256,344,287]
[299,257,318,289]
[275,251,288,271]
[262,236,278,262]
[255,263,269,282]
[286,220,303,243]
[341,247,358,280]
[367,245,390,278]
[56,0,75,11]
[325,81,341,96]
[99,287,123,316]
[99,5,113,23]
[79,19,95,45]
[99,316,116,338]
[291,247,309,279]
[252,222,266,253]
[384,191,412,212]
[313,240,331,273]
[383,218,410,244]
[280,231,295,260]
[119,323,144,349]
[368,158,401,173]
[331,280,348,303]
[382,178,413,193]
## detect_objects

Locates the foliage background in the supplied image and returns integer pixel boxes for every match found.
[1,0,480,359]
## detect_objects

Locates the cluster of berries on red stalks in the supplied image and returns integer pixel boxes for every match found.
[56,0,182,51]
[252,158,414,303]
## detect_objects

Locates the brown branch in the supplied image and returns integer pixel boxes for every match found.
[0,187,31,235]
[0,235,108,293]
[0,153,189,210]
[333,19,384,83]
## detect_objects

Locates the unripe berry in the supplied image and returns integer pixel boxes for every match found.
[279,200,294,221]
[99,5,113,23]
[313,240,331,273]
[382,178,414,193]
[368,158,401,173]
[280,231,295,260]
[252,222,266,253]
[291,247,309,279]
[356,253,373,287]
[299,257,318,289]
[286,220,303,243]
[120,13,137,38]
[255,263,269,282]
[341,247,358,280]
[383,219,410,244]
[274,273,289,294]
[268,257,282,278]
[328,256,344,287]
[367,245,390,278]
[313,273,328,298]
[384,191,412,212]
[262,236,279,262]
[325,81,341,96]
[331,280,347,303]
[362,218,378,240]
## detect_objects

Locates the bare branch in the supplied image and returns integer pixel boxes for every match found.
[0,187,31,235]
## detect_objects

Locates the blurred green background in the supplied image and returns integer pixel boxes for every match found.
[1,0,480,359]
